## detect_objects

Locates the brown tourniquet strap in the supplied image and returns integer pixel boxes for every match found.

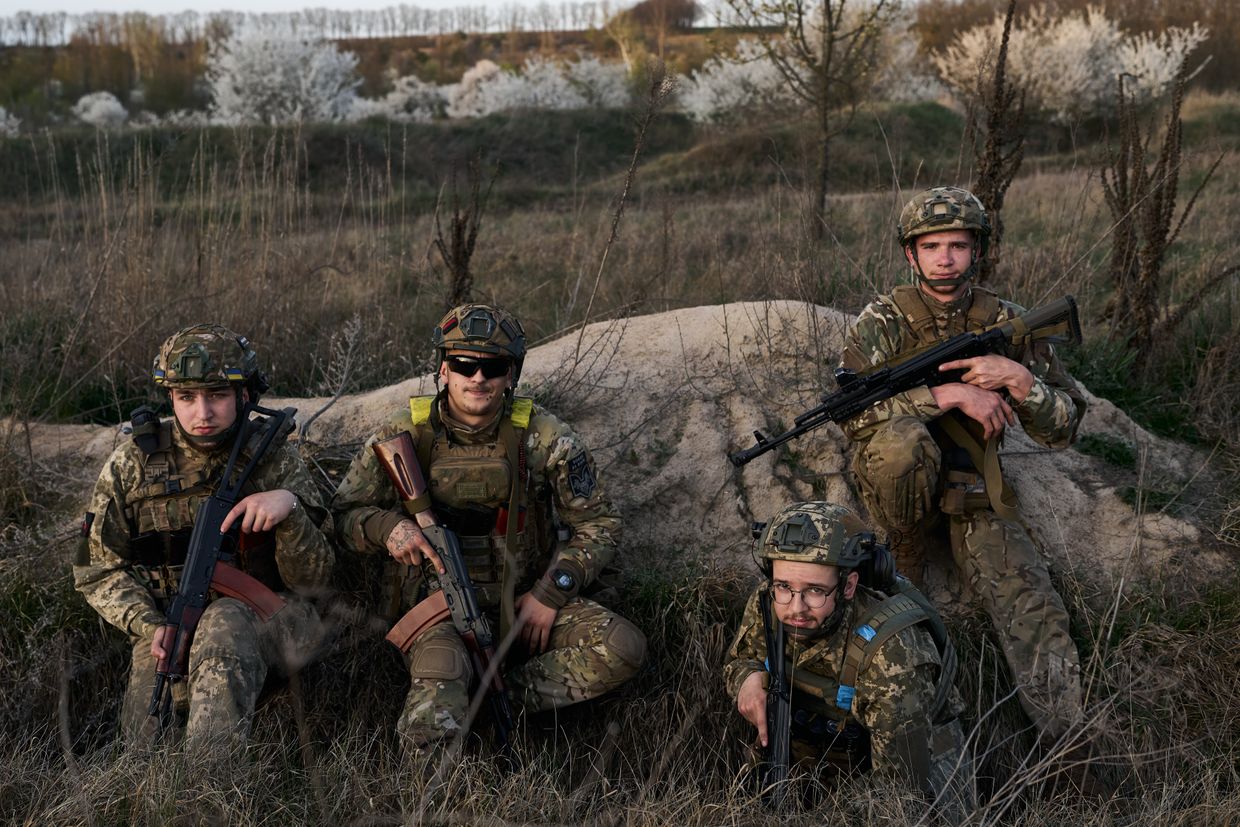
[385,589,452,653]
[211,561,287,622]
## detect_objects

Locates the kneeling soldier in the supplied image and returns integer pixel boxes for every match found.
[725,502,973,818]
[331,303,646,750]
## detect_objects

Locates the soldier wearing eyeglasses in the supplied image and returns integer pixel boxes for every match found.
[331,303,646,751]
[724,502,973,818]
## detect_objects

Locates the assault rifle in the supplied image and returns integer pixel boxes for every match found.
[728,295,1082,467]
[373,431,515,751]
[759,588,792,809]
[148,404,294,734]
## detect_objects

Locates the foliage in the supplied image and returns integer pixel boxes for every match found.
[206,33,362,125]
[933,5,1208,124]
[443,56,631,119]
[0,106,20,136]
[72,91,128,129]
[677,39,794,123]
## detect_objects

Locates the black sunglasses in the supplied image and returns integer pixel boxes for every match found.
[445,354,512,380]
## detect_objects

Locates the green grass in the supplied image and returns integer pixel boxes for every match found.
[1075,433,1137,469]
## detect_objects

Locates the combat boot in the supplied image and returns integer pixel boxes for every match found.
[888,527,926,587]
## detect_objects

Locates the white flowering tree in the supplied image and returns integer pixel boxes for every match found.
[350,72,444,122]
[678,39,794,122]
[933,6,1207,123]
[206,33,361,125]
[72,91,127,129]
[444,56,630,119]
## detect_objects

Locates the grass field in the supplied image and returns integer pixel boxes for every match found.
[2,90,1239,823]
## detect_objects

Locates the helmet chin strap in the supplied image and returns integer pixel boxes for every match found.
[172,387,246,451]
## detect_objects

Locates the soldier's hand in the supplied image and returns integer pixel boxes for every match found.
[385,519,446,574]
[930,383,1016,439]
[150,624,175,664]
[940,355,1034,403]
[221,489,296,533]
[514,591,558,654]
[737,670,769,747]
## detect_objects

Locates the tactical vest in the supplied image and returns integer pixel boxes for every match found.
[408,394,548,613]
[124,417,288,601]
[887,285,1020,520]
[781,582,958,776]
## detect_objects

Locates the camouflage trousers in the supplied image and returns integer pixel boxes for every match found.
[853,415,1084,738]
[398,597,646,747]
[121,595,328,749]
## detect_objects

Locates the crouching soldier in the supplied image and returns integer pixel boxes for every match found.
[74,324,336,748]
[725,502,973,820]
[331,303,646,751]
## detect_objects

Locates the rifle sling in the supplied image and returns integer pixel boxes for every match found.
[498,413,521,643]
[385,589,451,653]
[937,413,1020,522]
[211,561,287,622]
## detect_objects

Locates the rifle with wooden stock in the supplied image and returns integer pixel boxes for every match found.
[148,404,293,735]
[372,431,515,749]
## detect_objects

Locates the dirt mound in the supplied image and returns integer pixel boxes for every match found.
[26,301,1226,604]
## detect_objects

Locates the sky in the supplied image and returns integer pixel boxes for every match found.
[0,0,500,14]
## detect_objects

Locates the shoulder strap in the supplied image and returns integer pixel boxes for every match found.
[966,286,1002,330]
[509,397,534,430]
[409,395,434,426]
[409,394,439,474]
[835,593,928,712]
[889,285,940,349]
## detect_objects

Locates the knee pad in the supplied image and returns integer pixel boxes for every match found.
[408,636,470,682]
[602,617,647,671]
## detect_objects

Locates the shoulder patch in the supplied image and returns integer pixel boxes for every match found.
[409,396,434,425]
[567,452,596,499]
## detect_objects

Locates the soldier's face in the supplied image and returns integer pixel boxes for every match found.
[439,348,512,425]
[770,559,859,631]
[170,386,240,441]
[906,229,977,301]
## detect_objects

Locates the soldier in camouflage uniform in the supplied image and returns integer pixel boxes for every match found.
[725,502,973,819]
[839,187,1095,772]
[331,304,646,749]
[74,324,335,748]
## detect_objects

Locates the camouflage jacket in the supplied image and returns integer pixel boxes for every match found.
[839,285,1086,447]
[330,395,621,610]
[73,419,335,641]
[724,585,959,784]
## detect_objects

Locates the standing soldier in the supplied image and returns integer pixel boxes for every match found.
[839,186,1101,790]
[725,502,973,819]
[331,303,646,751]
[74,324,335,748]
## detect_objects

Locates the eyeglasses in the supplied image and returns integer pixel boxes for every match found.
[770,581,838,609]
[445,355,512,380]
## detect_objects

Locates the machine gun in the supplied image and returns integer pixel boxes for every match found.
[373,431,516,751]
[728,295,1081,468]
[148,404,293,735]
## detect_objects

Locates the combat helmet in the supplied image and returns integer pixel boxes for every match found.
[897,187,990,287]
[152,323,268,399]
[756,502,895,590]
[433,303,527,385]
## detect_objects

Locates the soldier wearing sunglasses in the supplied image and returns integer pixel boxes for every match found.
[724,502,972,818]
[332,303,646,752]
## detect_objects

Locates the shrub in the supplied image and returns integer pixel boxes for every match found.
[0,106,19,136]
[933,5,1208,123]
[71,91,127,129]
[207,33,361,125]
[676,39,793,123]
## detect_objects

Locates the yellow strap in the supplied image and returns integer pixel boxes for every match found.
[509,397,533,429]
[409,396,434,425]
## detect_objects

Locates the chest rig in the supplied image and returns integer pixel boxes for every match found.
[125,416,286,600]
[408,395,545,614]
[888,285,1020,520]
[781,583,957,776]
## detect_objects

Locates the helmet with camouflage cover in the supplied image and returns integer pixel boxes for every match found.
[152,323,268,398]
[757,502,878,572]
[897,187,991,288]
[433,303,527,386]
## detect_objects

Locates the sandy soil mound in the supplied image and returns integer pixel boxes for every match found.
[24,301,1227,605]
